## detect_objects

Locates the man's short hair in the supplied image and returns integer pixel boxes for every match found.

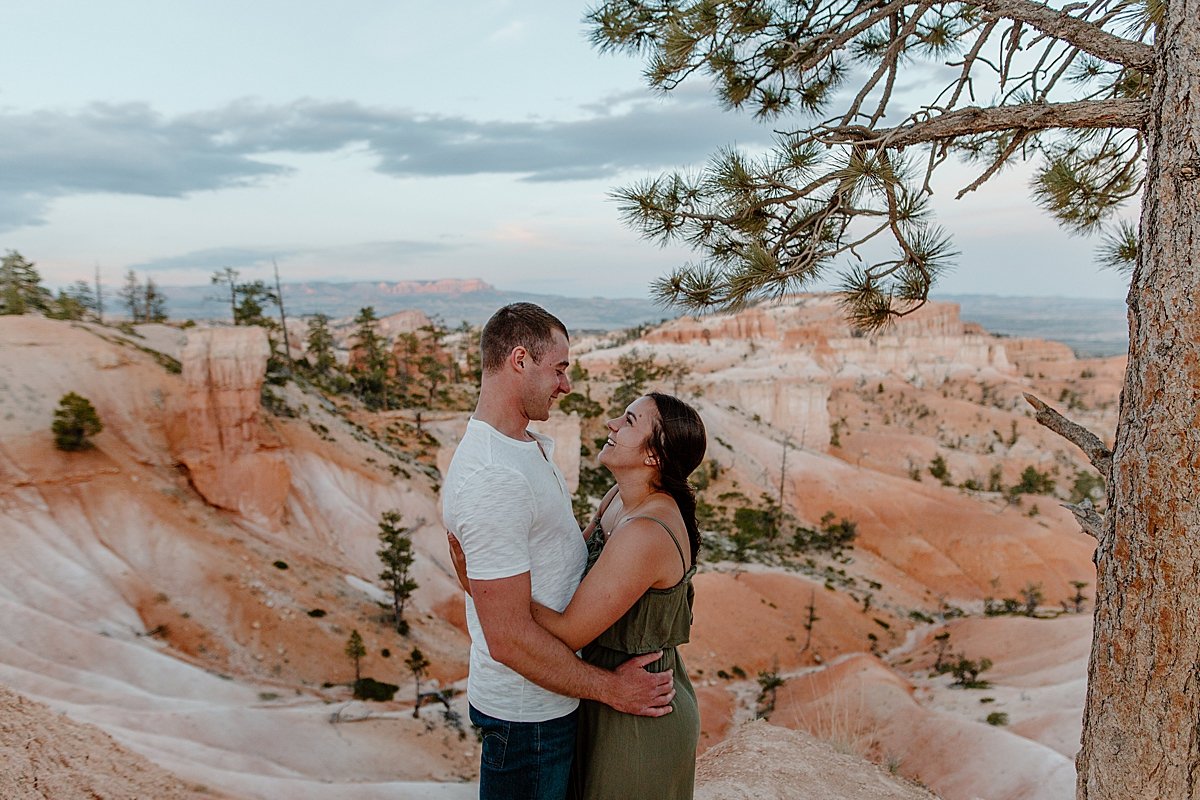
[480,303,569,373]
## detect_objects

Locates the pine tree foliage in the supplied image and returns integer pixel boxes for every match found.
[377,510,419,636]
[50,281,97,321]
[119,269,145,322]
[232,280,279,328]
[589,0,1155,327]
[0,251,52,316]
[405,647,431,719]
[118,270,169,323]
[305,313,338,375]
[345,629,366,684]
[350,306,394,409]
[52,392,104,451]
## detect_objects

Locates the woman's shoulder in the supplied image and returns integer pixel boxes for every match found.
[617,500,685,543]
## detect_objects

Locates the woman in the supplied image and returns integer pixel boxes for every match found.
[453,391,706,799]
[550,391,705,799]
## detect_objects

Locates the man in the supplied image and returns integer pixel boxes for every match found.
[442,303,674,800]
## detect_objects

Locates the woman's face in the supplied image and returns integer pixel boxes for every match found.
[598,395,659,470]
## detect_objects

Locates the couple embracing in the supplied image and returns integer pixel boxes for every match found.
[443,303,706,800]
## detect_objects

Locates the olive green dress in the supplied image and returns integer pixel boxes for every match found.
[572,516,699,800]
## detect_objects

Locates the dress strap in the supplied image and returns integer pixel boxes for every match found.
[628,516,689,575]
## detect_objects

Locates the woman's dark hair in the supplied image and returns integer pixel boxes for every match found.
[646,392,707,564]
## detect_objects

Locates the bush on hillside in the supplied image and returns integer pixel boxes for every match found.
[353,677,399,702]
[52,392,103,451]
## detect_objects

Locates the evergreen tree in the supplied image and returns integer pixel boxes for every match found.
[608,349,669,416]
[116,271,168,323]
[0,251,51,315]
[94,264,104,324]
[305,313,338,376]
[144,277,168,323]
[210,267,239,321]
[377,510,418,636]
[345,629,366,684]
[232,280,278,328]
[50,281,96,321]
[416,342,448,408]
[119,269,146,322]
[404,647,431,719]
[350,307,392,409]
[52,392,104,451]
[589,3,1195,793]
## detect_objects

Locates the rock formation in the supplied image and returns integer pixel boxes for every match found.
[0,684,223,800]
[170,327,290,526]
[695,719,938,800]
[0,295,1121,800]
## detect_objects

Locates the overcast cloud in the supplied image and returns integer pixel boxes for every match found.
[0,88,774,234]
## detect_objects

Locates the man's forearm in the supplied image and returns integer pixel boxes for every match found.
[488,615,614,702]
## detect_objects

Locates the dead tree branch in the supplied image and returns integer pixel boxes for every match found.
[1062,498,1104,540]
[1023,392,1113,476]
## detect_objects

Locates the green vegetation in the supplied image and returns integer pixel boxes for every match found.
[377,510,418,636]
[345,629,366,685]
[1010,466,1056,497]
[405,647,431,718]
[1066,581,1089,614]
[119,269,169,323]
[353,676,398,702]
[1070,470,1106,505]
[928,454,952,485]
[755,666,785,719]
[948,656,993,689]
[52,392,104,451]
[0,251,51,316]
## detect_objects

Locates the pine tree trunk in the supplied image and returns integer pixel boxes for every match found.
[1077,6,1200,797]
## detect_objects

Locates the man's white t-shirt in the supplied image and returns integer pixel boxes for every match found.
[441,417,587,722]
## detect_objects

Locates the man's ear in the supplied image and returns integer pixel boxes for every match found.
[509,346,529,371]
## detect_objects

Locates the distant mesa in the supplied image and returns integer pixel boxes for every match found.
[373,278,492,295]
[162,277,666,331]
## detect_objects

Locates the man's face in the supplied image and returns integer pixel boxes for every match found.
[520,330,571,422]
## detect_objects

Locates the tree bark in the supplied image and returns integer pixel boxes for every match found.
[1077,4,1200,797]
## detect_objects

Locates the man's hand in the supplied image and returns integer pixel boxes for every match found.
[446,532,472,596]
[605,652,675,717]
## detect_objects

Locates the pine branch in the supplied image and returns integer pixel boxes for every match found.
[1061,499,1104,540]
[815,97,1147,149]
[971,0,1155,70]
[1023,392,1113,476]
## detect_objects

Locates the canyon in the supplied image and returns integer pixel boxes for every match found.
[0,295,1116,798]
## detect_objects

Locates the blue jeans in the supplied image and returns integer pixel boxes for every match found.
[469,704,577,800]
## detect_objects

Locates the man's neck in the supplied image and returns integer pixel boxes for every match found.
[473,383,533,441]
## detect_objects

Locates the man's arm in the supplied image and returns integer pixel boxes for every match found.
[471,571,675,716]
[530,518,674,652]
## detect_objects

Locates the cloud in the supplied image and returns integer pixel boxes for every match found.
[129,246,292,273]
[129,239,453,278]
[0,102,290,234]
[0,90,784,232]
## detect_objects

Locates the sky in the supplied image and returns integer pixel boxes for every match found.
[0,1,1133,301]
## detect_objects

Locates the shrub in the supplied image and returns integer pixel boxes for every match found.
[52,392,103,451]
[1069,470,1106,504]
[928,454,952,484]
[1020,582,1045,616]
[986,711,1009,726]
[353,676,398,702]
[793,512,859,555]
[949,655,993,689]
[1009,465,1056,496]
